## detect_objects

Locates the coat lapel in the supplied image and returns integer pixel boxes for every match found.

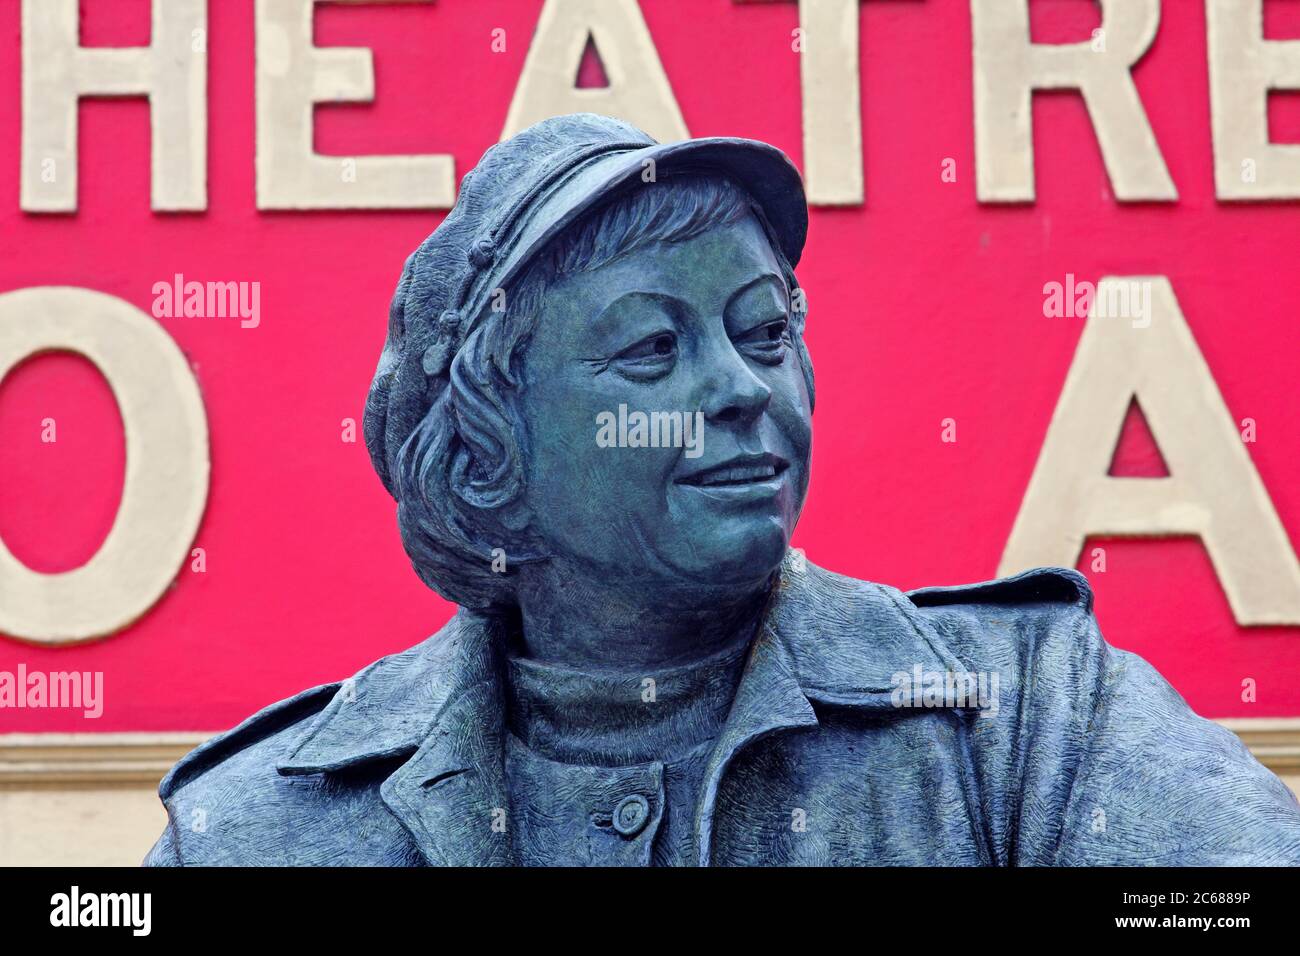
[377,612,513,866]
[694,621,818,866]
[380,675,513,866]
[278,610,514,866]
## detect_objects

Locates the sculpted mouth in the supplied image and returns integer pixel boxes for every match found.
[676,453,789,487]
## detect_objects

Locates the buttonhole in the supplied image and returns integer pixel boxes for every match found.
[420,768,471,789]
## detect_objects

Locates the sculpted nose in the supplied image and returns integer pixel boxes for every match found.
[701,343,772,425]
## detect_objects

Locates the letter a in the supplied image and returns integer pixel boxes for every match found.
[1000,276,1300,625]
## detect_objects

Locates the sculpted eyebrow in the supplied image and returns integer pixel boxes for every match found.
[724,273,789,315]
[592,290,682,331]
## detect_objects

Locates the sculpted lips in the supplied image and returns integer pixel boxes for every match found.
[676,452,789,488]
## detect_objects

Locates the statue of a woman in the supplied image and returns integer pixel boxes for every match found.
[145,114,1300,866]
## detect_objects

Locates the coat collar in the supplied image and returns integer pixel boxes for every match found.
[277,554,967,864]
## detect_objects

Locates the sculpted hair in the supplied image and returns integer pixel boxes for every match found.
[391,174,815,610]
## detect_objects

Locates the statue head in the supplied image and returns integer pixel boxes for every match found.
[364,114,814,612]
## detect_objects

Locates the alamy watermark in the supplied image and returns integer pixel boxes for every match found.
[50,886,150,936]
[891,665,1000,719]
[152,273,261,328]
[1043,274,1151,328]
[0,665,103,718]
[595,404,704,458]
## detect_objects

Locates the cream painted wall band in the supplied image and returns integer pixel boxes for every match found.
[2,720,1298,785]
[0,733,213,786]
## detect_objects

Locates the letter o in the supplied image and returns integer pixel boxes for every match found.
[0,287,210,644]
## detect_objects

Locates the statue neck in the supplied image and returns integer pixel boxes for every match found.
[512,564,774,671]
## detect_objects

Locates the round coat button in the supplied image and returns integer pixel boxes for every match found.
[612,794,650,837]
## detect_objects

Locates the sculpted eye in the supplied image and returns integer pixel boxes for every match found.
[618,331,677,361]
[611,330,677,380]
[735,317,791,363]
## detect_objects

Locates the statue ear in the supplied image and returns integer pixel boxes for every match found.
[787,282,815,414]
[447,429,536,536]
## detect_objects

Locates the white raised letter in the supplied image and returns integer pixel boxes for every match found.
[502,0,688,143]
[0,288,210,644]
[1208,0,1300,199]
[1001,277,1300,626]
[21,0,207,212]
[255,0,454,209]
[972,0,1176,202]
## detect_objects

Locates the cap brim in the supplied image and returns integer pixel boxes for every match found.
[478,137,808,322]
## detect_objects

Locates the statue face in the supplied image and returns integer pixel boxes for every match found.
[518,213,812,589]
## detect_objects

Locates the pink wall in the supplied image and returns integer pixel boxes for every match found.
[1,0,1297,730]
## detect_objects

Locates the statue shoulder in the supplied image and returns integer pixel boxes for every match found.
[157,615,469,805]
[147,619,467,865]
[157,681,341,804]
[903,567,1105,678]
[145,681,347,865]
